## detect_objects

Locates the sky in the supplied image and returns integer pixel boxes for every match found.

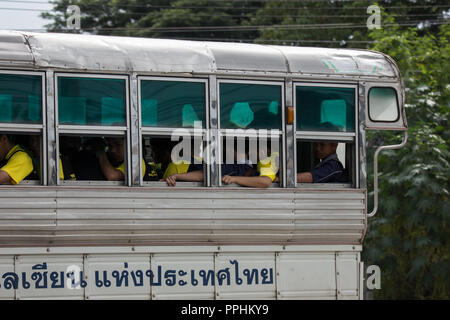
[0,0,53,31]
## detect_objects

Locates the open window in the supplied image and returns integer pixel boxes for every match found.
[139,77,208,186]
[56,74,129,185]
[218,80,284,188]
[58,134,128,184]
[0,71,45,185]
[296,139,355,187]
[295,83,358,188]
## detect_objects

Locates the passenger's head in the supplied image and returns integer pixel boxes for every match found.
[106,137,125,163]
[314,141,338,160]
[28,135,40,156]
[0,134,14,160]
[150,139,174,164]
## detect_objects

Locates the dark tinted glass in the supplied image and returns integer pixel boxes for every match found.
[220,83,282,130]
[0,74,42,124]
[296,86,355,132]
[58,77,126,126]
[141,80,206,128]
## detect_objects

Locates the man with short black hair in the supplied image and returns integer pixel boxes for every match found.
[297,141,344,183]
[95,137,145,181]
[0,134,33,184]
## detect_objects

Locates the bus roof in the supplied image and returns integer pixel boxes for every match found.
[0,30,399,79]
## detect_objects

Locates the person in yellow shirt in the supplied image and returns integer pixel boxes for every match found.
[162,160,191,179]
[0,134,33,185]
[95,137,145,181]
[221,152,279,188]
[162,154,204,180]
[27,135,76,181]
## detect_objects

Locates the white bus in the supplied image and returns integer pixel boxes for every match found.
[0,31,407,300]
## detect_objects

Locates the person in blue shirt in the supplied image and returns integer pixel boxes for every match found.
[164,141,254,187]
[164,154,254,187]
[297,141,344,183]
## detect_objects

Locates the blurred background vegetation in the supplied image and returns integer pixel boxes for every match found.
[42,0,449,299]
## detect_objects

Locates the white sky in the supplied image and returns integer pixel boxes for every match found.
[0,0,53,31]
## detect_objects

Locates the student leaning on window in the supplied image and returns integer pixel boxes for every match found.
[0,134,33,185]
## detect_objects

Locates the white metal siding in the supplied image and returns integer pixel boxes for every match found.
[0,187,365,247]
[0,245,361,300]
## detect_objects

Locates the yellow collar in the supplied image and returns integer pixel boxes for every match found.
[5,145,21,160]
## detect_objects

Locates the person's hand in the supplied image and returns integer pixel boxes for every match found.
[222,175,236,185]
[165,174,178,187]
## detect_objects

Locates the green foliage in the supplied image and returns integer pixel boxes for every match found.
[251,0,449,47]
[127,0,260,40]
[364,20,449,299]
[250,0,372,47]
[42,0,262,39]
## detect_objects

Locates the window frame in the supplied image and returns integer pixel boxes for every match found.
[138,76,209,187]
[293,82,359,188]
[55,72,131,186]
[217,79,285,187]
[0,69,47,185]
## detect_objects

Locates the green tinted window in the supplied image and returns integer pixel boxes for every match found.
[296,86,355,132]
[141,80,206,128]
[220,83,282,130]
[58,77,126,126]
[0,73,42,124]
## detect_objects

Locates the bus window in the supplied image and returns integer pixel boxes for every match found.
[140,79,206,128]
[0,73,42,124]
[57,76,126,126]
[295,84,357,187]
[58,134,128,183]
[219,82,282,130]
[296,140,354,186]
[219,135,281,188]
[56,74,129,185]
[218,81,283,188]
[143,135,204,186]
[0,133,40,185]
[0,72,45,185]
[140,77,207,186]
[296,86,355,132]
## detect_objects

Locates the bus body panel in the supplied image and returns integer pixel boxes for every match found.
[0,187,366,247]
[0,245,361,300]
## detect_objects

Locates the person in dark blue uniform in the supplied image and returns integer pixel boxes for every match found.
[297,141,344,183]
[164,140,254,187]
[164,159,253,187]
